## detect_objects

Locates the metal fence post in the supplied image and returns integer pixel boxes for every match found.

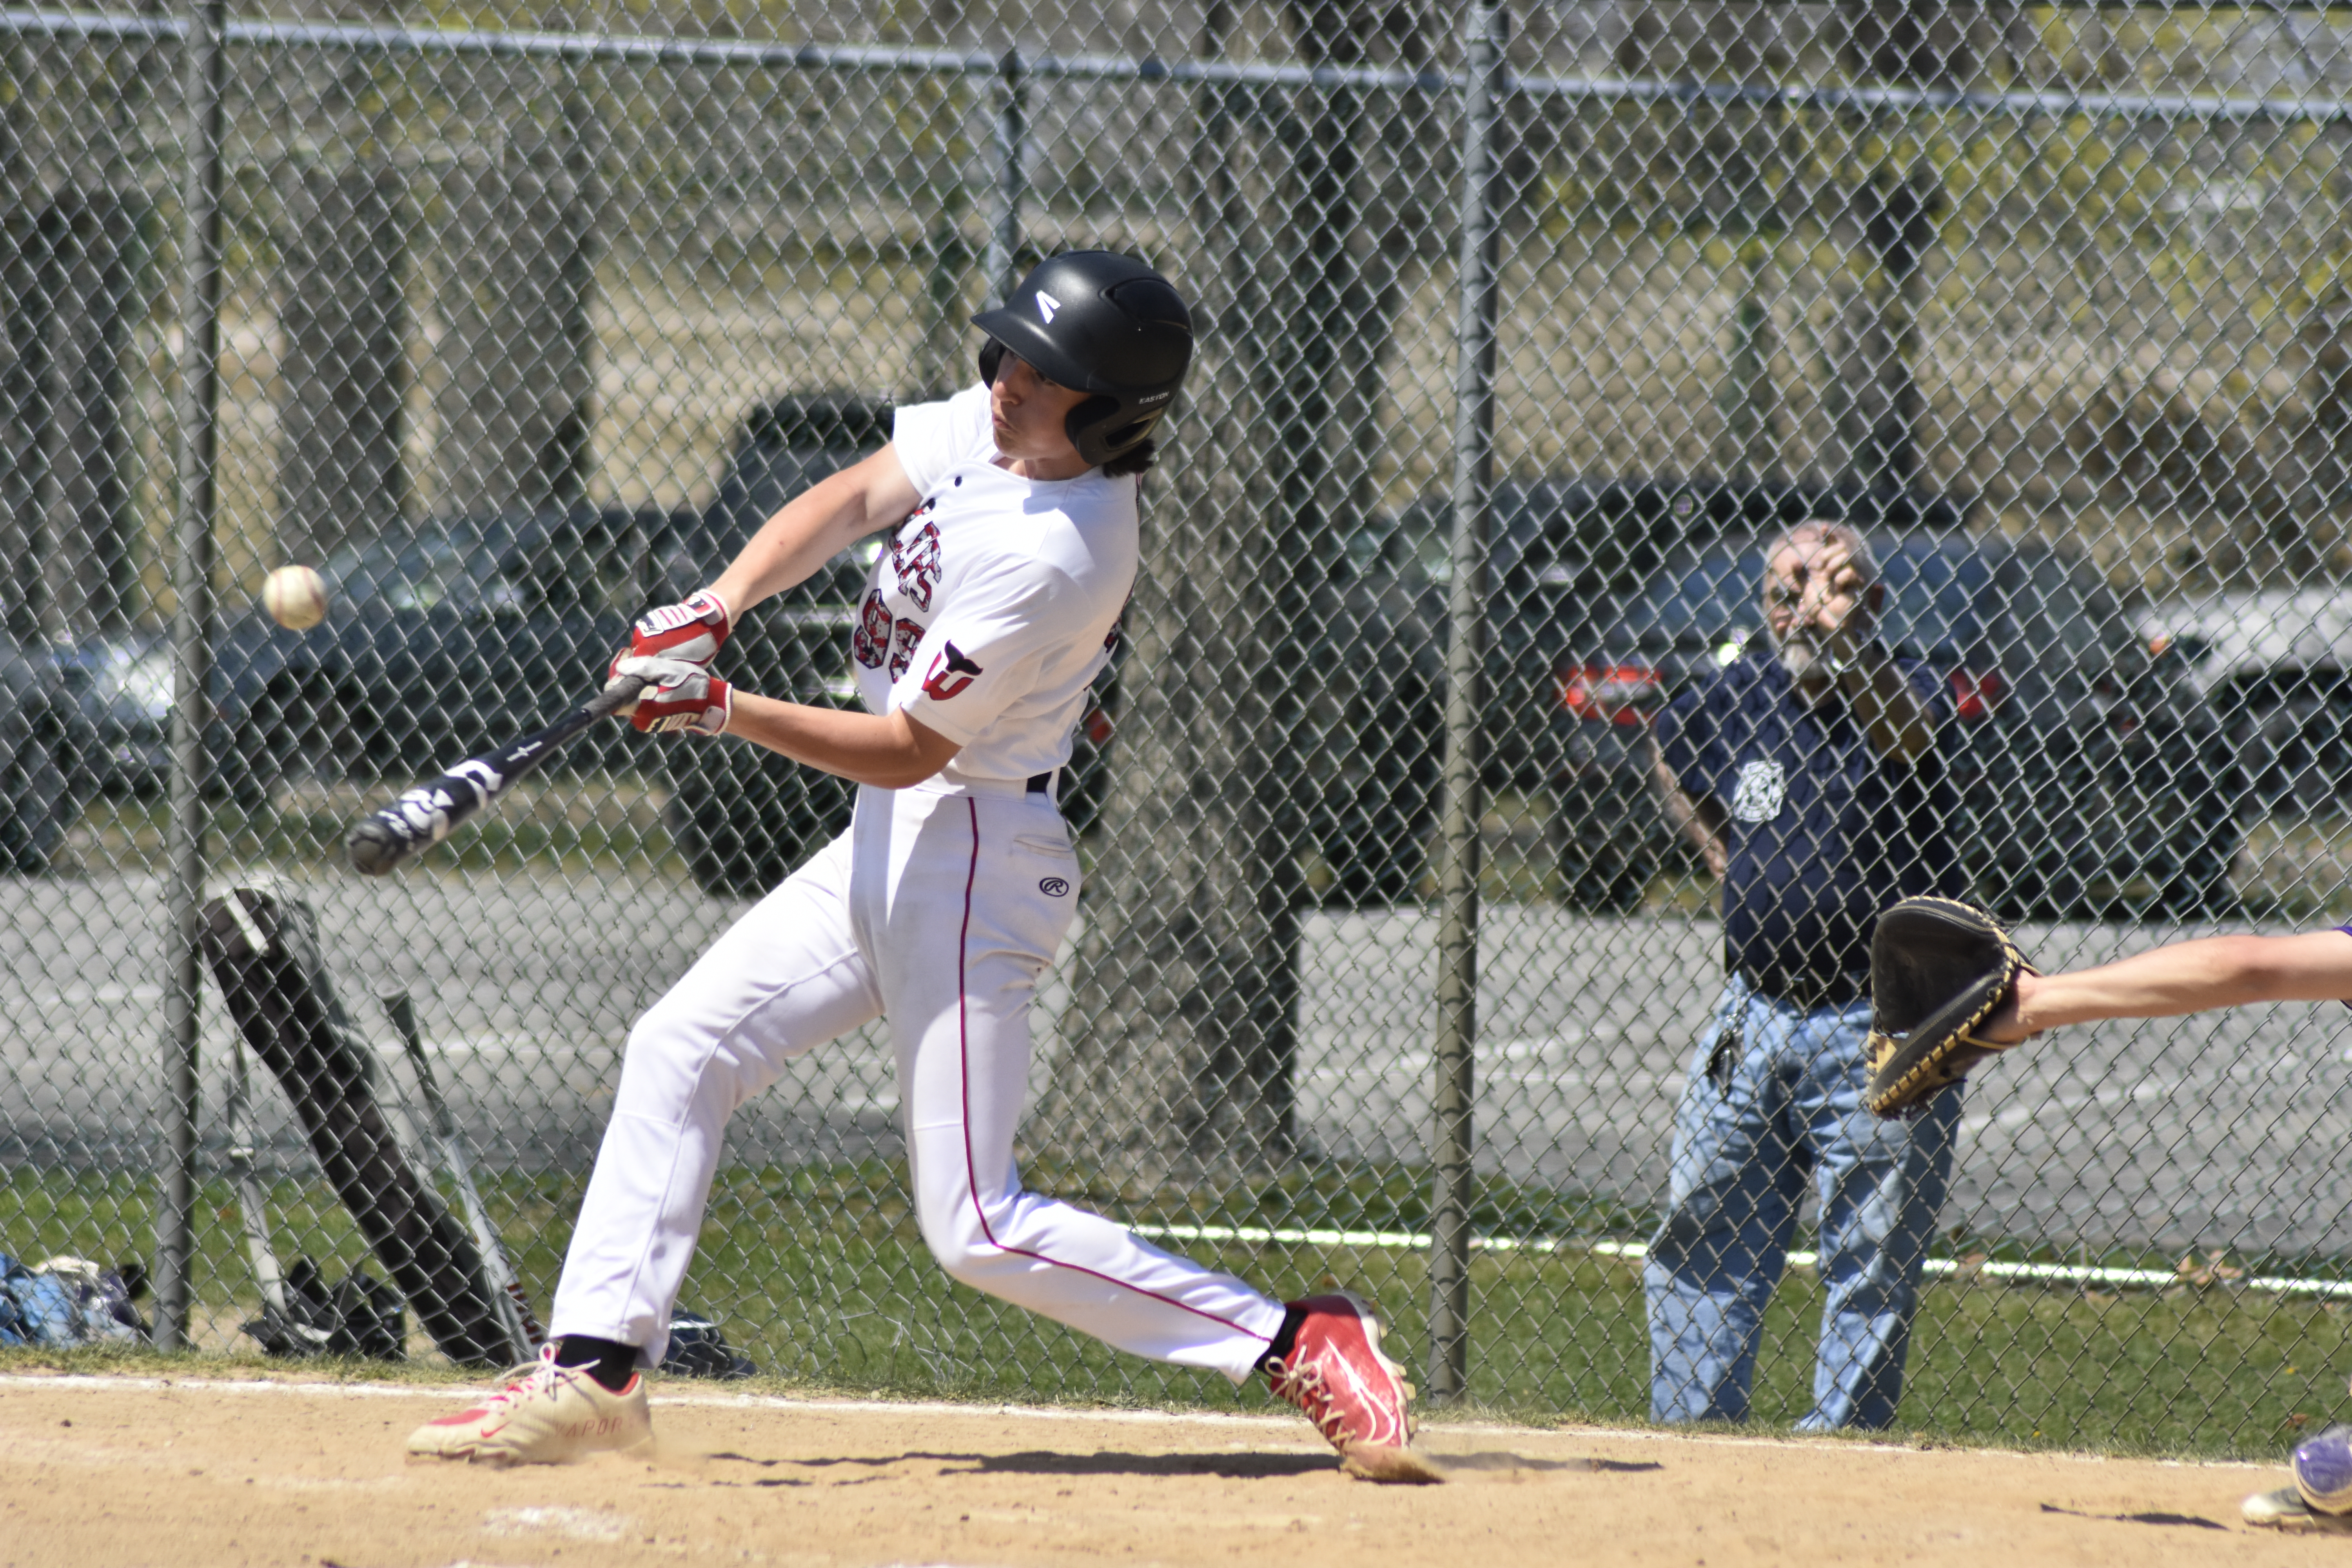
[983,46,1024,308]
[1426,3,1507,1406]
[152,0,226,1351]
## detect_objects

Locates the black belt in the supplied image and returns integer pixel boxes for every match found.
[1740,968,1866,1011]
[1025,770,1055,796]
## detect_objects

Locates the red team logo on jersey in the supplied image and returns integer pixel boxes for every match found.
[892,517,943,612]
[922,641,982,700]
[852,589,890,668]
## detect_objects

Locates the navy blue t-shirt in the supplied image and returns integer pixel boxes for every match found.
[1655,639,1964,997]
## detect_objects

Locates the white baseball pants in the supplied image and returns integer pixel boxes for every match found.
[549,775,1287,1380]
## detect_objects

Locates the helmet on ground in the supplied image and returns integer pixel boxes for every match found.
[973,250,1193,468]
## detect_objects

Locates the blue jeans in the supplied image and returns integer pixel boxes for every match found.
[1644,973,1959,1431]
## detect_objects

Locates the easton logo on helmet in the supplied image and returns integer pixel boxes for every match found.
[1035,290,1061,323]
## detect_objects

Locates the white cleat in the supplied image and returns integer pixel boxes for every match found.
[406,1346,652,1465]
[2243,1484,2352,1533]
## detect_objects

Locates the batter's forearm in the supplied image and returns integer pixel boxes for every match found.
[719,691,962,789]
[2009,931,2352,1033]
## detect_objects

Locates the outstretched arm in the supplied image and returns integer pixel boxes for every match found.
[1984,929,2352,1042]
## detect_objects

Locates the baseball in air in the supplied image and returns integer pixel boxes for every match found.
[263,564,329,631]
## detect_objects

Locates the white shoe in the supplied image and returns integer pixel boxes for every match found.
[406,1346,651,1465]
[2243,1484,2352,1533]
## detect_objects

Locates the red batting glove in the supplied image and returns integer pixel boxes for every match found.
[629,588,731,666]
[608,654,731,737]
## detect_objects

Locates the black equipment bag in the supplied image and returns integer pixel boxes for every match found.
[199,886,510,1366]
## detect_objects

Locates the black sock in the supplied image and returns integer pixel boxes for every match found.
[1252,1305,1307,1374]
[554,1334,640,1392]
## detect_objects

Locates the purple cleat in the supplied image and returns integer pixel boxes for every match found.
[2296,1424,2352,1515]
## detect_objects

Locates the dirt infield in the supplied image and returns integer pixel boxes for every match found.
[2,1372,2345,1566]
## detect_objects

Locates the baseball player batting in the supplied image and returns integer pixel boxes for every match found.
[406,251,1437,1483]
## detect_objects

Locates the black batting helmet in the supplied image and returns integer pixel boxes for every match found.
[973,250,1193,468]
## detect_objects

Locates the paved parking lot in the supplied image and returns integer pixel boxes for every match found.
[7,866,2352,1257]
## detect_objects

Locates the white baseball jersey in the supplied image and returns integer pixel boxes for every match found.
[853,383,1136,783]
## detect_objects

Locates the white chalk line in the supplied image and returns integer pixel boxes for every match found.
[0,1374,2272,1469]
[1132,1224,2352,1300]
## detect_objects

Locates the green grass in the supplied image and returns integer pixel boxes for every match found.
[7,1160,2350,1458]
[57,773,690,882]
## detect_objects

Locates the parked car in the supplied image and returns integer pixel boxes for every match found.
[65,391,1125,895]
[656,391,1122,899]
[2139,587,2352,814]
[1331,479,1962,905]
[276,506,652,793]
[0,630,78,873]
[1558,530,2240,917]
[59,506,655,809]
[1294,559,1446,905]
[653,394,886,898]
[49,631,172,797]
[1338,480,2238,916]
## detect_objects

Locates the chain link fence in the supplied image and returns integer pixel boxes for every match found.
[7,0,2352,1452]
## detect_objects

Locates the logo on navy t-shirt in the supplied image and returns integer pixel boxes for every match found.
[1731,759,1787,823]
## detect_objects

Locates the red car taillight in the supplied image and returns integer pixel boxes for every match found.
[1559,662,1662,725]
[1951,668,2005,722]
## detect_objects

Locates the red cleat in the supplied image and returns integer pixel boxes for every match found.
[1265,1293,1445,1484]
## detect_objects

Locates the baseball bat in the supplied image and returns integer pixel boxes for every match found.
[225,1035,293,1321]
[215,891,331,1354]
[346,674,647,876]
[380,989,543,1364]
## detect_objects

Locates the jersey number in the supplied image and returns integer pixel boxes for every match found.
[852,590,890,669]
[889,618,923,681]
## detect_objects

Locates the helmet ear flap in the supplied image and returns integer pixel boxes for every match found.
[1063,394,1125,467]
[1065,397,1169,468]
[977,338,1005,386]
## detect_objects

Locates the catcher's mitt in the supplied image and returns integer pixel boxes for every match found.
[1865,895,2038,1117]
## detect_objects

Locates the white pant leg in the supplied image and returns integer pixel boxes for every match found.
[551,831,882,1365]
[862,784,1286,1383]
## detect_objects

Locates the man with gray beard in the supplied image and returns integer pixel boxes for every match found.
[1642,519,1965,1430]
